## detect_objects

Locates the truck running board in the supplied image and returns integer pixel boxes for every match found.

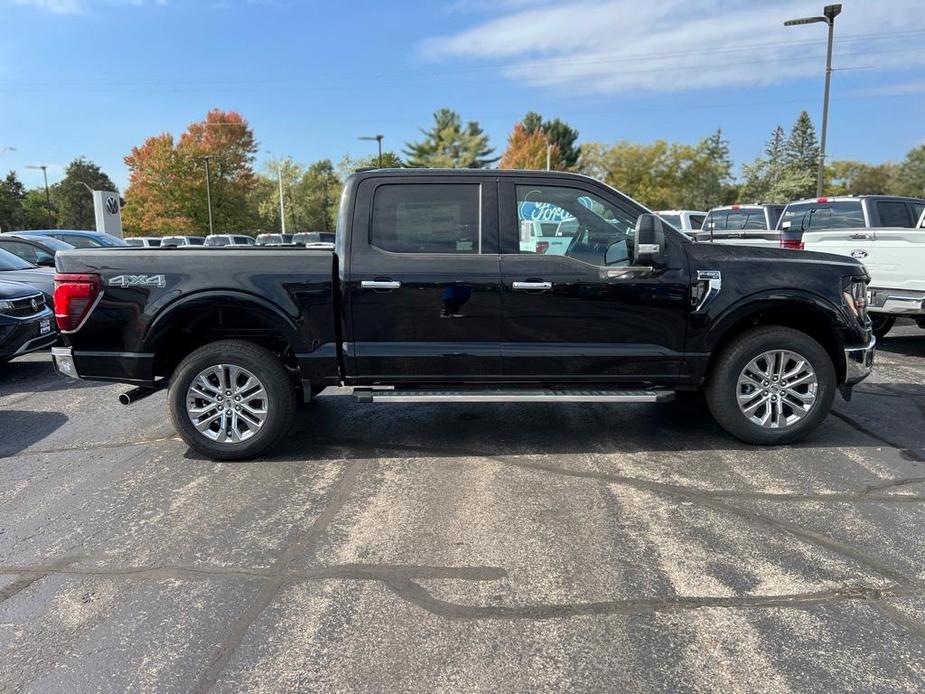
[353,388,675,404]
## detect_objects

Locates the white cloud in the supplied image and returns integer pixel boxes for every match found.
[420,0,925,94]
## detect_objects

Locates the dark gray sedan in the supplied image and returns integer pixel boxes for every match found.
[0,249,54,304]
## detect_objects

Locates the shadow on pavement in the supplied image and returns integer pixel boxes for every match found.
[0,358,111,396]
[210,392,882,464]
[0,410,69,457]
[877,334,925,359]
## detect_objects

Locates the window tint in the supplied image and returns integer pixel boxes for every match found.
[877,201,912,227]
[703,211,724,231]
[189,237,205,245]
[371,184,480,254]
[206,236,230,246]
[125,238,144,247]
[0,241,38,263]
[780,201,865,231]
[516,185,638,267]
[690,215,705,230]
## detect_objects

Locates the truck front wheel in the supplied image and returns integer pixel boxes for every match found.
[870,314,895,339]
[168,340,296,461]
[705,327,836,445]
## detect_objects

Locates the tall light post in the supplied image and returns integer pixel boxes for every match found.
[359,134,384,168]
[266,151,288,234]
[785,3,842,197]
[26,164,53,227]
[196,156,215,236]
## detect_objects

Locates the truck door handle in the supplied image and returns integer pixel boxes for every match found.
[361,280,401,290]
[512,281,553,291]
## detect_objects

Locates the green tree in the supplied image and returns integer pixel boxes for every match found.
[53,157,119,230]
[522,111,581,169]
[299,160,342,232]
[0,171,26,232]
[895,145,925,198]
[337,151,403,179]
[22,189,55,229]
[783,111,820,197]
[403,109,496,168]
[826,161,898,196]
[256,157,305,234]
[681,128,735,209]
[579,140,687,210]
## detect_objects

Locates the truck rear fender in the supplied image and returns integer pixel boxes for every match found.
[142,290,310,382]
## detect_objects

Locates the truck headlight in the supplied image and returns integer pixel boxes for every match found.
[843,277,869,323]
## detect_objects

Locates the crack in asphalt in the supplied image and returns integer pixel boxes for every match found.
[831,409,924,462]
[0,559,918,621]
[191,458,366,694]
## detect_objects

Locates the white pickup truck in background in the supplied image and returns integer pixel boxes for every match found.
[803,210,925,338]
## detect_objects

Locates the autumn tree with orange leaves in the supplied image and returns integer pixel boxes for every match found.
[123,109,259,235]
[499,122,564,171]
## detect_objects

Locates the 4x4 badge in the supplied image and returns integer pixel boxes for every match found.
[108,275,167,289]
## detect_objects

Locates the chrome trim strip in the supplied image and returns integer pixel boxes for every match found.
[512,281,553,291]
[694,270,722,313]
[74,351,155,359]
[360,280,401,290]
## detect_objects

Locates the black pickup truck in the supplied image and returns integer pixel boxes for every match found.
[52,169,875,460]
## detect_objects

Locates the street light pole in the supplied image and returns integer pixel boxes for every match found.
[277,163,287,235]
[359,135,384,168]
[197,156,215,236]
[785,3,842,197]
[26,164,52,227]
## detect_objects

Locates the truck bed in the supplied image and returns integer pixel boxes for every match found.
[55,246,340,386]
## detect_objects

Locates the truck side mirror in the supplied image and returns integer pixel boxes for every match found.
[634,214,667,267]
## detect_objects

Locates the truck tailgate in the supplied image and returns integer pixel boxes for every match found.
[803,227,925,292]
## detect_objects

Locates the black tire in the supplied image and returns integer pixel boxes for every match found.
[169,340,296,461]
[705,326,836,446]
[870,314,895,339]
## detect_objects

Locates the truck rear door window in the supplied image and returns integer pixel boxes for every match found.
[371,184,480,254]
[877,201,912,228]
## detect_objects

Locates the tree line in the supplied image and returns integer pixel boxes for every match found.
[2,107,923,235]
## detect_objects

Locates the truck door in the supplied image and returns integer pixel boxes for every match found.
[499,178,690,382]
[345,175,502,382]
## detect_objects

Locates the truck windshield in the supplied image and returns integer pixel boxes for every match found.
[780,201,865,231]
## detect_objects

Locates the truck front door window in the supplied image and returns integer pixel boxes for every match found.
[516,185,636,267]
[371,184,480,254]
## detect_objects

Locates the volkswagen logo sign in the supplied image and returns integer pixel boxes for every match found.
[850,249,869,259]
[105,195,120,215]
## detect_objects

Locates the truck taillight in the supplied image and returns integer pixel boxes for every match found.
[780,239,804,250]
[54,273,102,332]
[536,241,550,254]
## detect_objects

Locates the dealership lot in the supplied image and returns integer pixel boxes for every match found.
[0,325,923,692]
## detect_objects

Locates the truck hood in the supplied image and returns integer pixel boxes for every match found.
[689,240,867,276]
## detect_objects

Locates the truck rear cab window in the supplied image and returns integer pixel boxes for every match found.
[780,201,865,231]
[877,201,912,228]
[723,209,767,230]
[690,214,705,230]
[371,184,481,254]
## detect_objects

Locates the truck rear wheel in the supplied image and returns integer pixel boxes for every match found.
[168,340,296,461]
[705,327,836,446]
[870,314,895,339]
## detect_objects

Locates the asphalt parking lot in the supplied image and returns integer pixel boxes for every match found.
[1,325,925,693]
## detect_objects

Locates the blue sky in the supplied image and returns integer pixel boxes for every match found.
[1,0,923,192]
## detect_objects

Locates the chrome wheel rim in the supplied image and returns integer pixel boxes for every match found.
[736,350,818,429]
[186,364,267,443]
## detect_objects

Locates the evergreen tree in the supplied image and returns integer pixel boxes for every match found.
[0,171,26,232]
[783,111,820,197]
[403,109,496,169]
[522,111,581,169]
